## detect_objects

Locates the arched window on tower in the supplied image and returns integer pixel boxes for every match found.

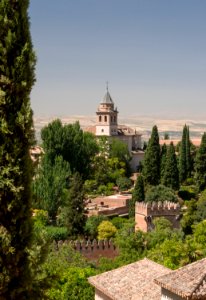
[114,116,116,122]
[104,116,107,122]
[99,116,102,122]
[111,116,113,122]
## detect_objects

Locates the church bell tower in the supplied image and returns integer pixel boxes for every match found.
[96,87,118,136]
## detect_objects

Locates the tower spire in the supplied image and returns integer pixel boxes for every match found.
[106,81,109,92]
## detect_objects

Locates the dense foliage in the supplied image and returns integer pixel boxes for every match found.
[0,1,46,298]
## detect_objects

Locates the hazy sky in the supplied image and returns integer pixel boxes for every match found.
[29,1,206,118]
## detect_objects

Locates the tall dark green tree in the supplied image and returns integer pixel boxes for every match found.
[143,125,160,185]
[160,143,167,182]
[129,175,145,218]
[0,1,38,298]
[186,125,191,177]
[179,125,191,183]
[179,125,187,183]
[162,142,179,190]
[64,173,86,237]
[195,133,206,192]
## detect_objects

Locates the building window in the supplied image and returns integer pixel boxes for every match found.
[114,116,116,122]
[99,116,102,122]
[104,116,107,122]
[101,129,104,132]
[111,116,113,122]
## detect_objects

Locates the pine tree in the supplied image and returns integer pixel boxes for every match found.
[129,175,145,218]
[160,143,167,182]
[143,125,160,185]
[0,0,37,298]
[64,173,86,237]
[162,142,179,190]
[179,125,187,183]
[195,133,206,192]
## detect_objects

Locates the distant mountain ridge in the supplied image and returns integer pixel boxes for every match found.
[34,115,206,142]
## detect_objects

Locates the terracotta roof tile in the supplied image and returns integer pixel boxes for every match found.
[155,258,206,299]
[89,258,170,300]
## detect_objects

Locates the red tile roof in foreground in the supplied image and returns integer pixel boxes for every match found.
[89,258,171,300]
[155,258,206,300]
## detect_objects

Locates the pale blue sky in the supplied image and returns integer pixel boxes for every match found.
[29,1,206,118]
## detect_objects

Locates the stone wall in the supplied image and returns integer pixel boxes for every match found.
[56,239,119,262]
[135,201,181,232]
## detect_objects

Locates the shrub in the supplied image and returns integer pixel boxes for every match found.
[97,221,117,240]
[84,215,108,239]
[116,177,132,191]
[145,184,178,203]
[45,226,68,241]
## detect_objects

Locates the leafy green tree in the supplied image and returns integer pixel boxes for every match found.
[109,138,131,175]
[0,1,46,298]
[147,236,188,270]
[114,219,147,265]
[116,176,132,191]
[43,243,96,300]
[111,217,127,230]
[195,133,206,192]
[143,125,160,185]
[180,200,197,235]
[129,175,145,218]
[195,189,206,222]
[162,142,179,190]
[145,185,178,203]
[84,215,108,239]
[64,173,86,237]
[41,120,98,178]
[160,143,167,181]
[97,221,117,240]
[33,155,70,221]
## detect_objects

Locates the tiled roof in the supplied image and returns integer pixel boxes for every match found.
[117,125,141,136]
[89,258,171,300]
[155,258,206,299]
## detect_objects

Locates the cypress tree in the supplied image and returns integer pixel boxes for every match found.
[162,142,179,190]
[0,1,36,298]
[65,173,86,237]
[186,125,191,177]
[179,125,187,183]
[195,133,206,192]
[129,175,145,218]
[160,143,167,182]
[143,125,160,185]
